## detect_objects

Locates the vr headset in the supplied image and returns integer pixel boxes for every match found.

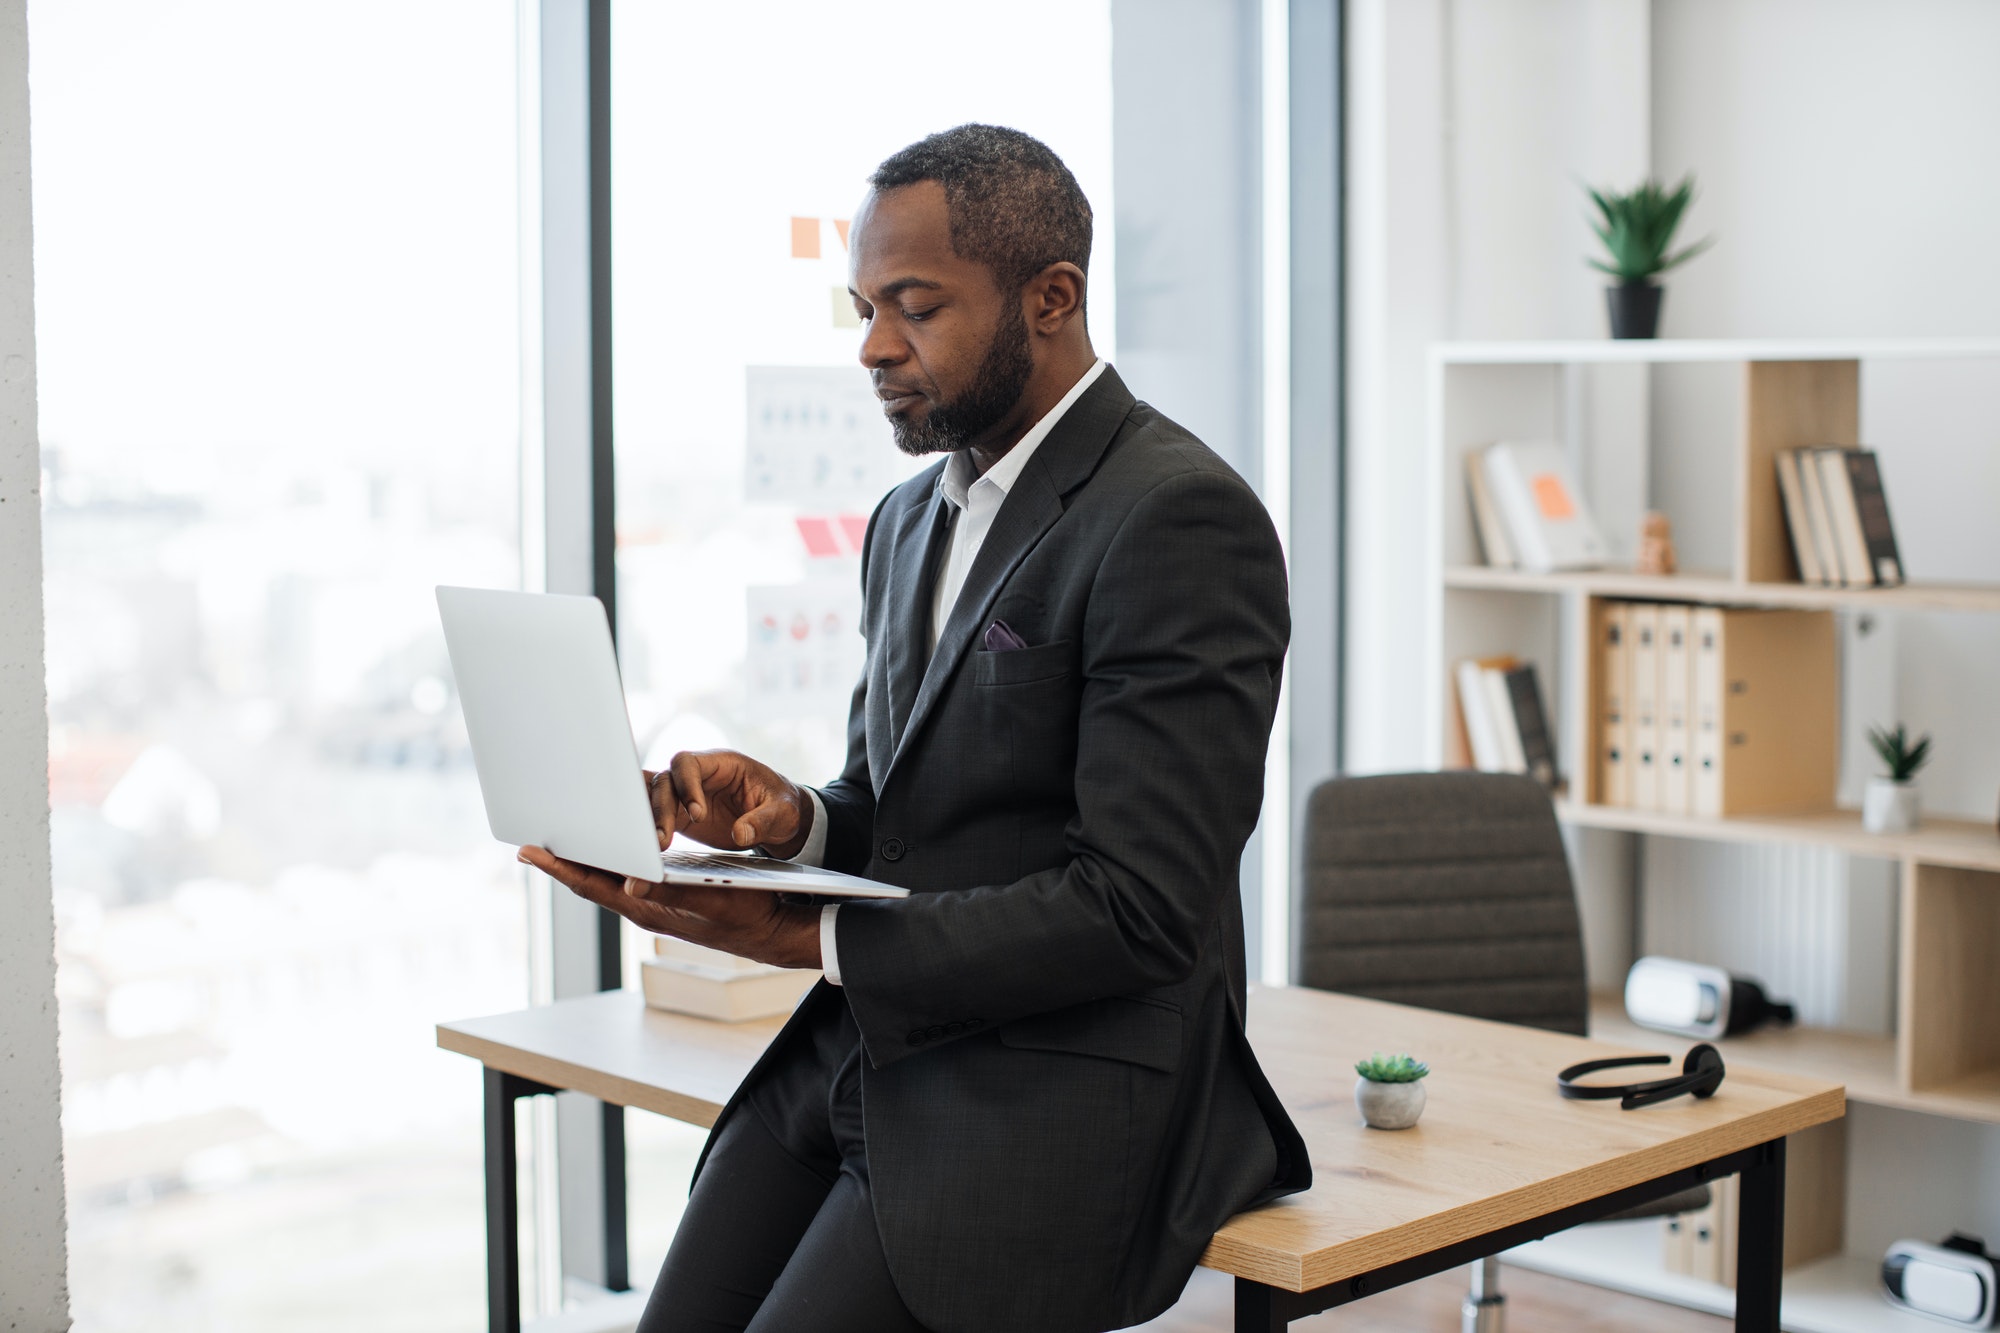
[1623,956,1796,1040]
[1884,1235,1998,1329]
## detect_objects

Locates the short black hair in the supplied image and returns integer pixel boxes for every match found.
[869,124,1093,297]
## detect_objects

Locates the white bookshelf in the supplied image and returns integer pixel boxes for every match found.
[1426,337,2000,1333]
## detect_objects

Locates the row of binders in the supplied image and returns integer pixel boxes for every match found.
[1455,658,1561,791]
[1593,602,1836,817]
[1774,446,1903,588]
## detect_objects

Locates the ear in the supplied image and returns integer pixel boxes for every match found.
[1024,261,1087,335]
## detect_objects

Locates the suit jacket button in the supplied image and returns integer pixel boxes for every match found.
[881,837,907,862]
[945,1021,964,1037]
[907,1029,927,1046]
[964,1017,983,1030]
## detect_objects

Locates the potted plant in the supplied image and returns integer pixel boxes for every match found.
[1864,724,1932,834]
[1354,1052,1429,1130]
[1584,175,1714,339]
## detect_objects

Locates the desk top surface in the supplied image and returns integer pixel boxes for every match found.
[438,984,1843,1293]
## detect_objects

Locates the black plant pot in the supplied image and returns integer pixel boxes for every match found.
[1606,281,1664,339]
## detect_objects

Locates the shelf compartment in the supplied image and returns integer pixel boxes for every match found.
[1506,1224,1951,1333]
[1900,862,2000,1097]
[1591,993,2000,1126]
[1444,565,2000,614]
[1557,800,2000,874]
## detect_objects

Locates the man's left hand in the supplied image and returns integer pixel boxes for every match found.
[518,846,823,971]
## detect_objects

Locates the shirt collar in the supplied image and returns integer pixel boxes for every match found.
[938,359,1108,511]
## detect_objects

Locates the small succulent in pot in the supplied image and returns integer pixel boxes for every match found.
[1863,724,1932,834]
[1354,1052,1430,1130]
[1585,174,1714,338]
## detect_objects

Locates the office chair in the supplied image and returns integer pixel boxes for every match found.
[1295,771,1711,1333]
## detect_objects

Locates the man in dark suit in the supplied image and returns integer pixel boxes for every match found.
[521,124,1309,1333]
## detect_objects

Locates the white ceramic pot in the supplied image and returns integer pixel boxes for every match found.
[1354,1076,1427,1130]
[1863,777,1921,834]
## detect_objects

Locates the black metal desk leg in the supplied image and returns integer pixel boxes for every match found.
[1735,1137,1787,1332]
[485,1067,522,1333]
[1235,1278,1288,1332]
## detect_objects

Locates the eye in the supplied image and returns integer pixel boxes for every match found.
[904,306,938,323]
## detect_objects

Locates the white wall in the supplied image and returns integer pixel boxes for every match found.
[0,0,70,1325]
[1346,0,1651,777]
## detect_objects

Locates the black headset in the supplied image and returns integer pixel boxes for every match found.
[1557,1044,1726,1110]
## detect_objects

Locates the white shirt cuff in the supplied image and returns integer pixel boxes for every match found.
[793,788,830,867]
[819,904,842,986]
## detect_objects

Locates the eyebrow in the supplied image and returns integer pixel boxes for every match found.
[855,276,944,300]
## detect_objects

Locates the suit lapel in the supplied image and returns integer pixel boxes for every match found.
[884,367,1138,780]
[886,489,954,754]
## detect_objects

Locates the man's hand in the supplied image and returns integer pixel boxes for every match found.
[517,846,823,971]
[647,749,813,861]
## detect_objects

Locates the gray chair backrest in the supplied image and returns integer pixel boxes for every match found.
[1294,771,1589,1036]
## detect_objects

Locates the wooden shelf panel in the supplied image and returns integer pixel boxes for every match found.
[1434,336,2000,366]
[1444,564,2000,613]
[1556,800,2000,873]
[1589,995,2000,1126]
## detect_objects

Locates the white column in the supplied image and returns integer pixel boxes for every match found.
[0,1,73,1326]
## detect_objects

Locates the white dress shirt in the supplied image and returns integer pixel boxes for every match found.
[799,360,1108,985]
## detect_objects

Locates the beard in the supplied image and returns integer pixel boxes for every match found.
[888,300,1034,457]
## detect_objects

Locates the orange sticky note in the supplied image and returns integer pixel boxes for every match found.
[832,218,851,250]
[790,216,820,259]
[1532,473,1575,520]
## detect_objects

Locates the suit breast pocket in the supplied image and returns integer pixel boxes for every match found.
[973,638,1074,687]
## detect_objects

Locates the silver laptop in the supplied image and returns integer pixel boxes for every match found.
[436,586,907,898]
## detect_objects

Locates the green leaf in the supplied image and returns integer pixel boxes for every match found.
[1356,1051,1430,1083]
[1581,174,1714,282]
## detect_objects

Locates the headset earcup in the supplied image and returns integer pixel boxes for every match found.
[1683,1043,1725,1098]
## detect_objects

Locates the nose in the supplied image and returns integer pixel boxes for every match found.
[858,309,905,371]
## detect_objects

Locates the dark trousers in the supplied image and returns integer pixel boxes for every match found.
[635,999,931,1333]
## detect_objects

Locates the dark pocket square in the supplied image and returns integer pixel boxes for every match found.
[983,619,1030,652]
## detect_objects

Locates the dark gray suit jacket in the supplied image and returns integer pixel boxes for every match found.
[698,367,1310,1332]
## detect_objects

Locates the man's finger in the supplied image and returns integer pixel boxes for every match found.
[646,770,684,846]
[669,751,712,827]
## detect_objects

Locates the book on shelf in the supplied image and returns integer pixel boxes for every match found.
[1772,450,1827,585]
[1455,655,1516,772]
[1659,605,1693,816]
[1791,446,1844,586]
[1814,447,1876,587]
[1777,446,1905,590]
[1841,449,1905,586]
[1476,441,1606,573]
[1455,656,1559,791]
[1593,602,1633,807]
[1464,450,1518,568]
[1594,602,1837,817]
[1503,664,1561,792]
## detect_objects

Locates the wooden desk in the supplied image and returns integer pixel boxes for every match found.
[439,986,1843,1333]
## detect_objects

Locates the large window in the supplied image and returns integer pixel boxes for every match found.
[607,0,1117,1272]
[32,3,528,1328]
